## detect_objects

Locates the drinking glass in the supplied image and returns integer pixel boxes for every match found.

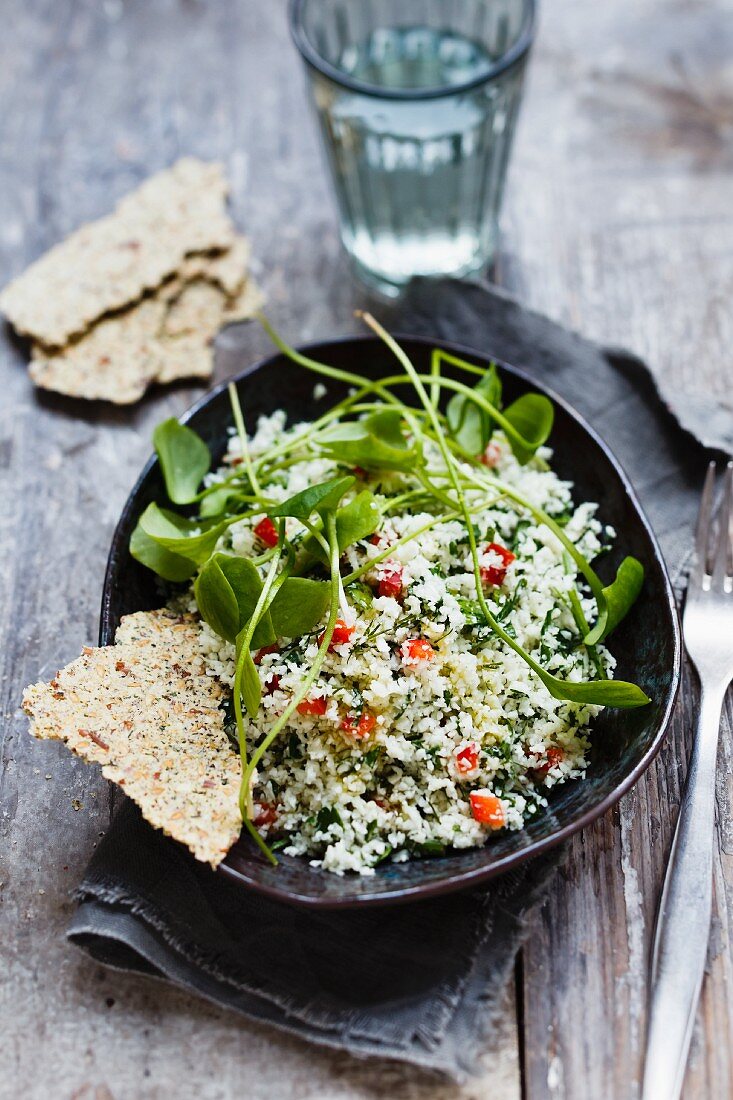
[289,0,535,296]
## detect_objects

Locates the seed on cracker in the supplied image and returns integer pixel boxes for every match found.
[0,158,235,347]
[22,608,241,866]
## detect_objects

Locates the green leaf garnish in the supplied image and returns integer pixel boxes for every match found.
[302,489,380,564]
[138,502,228,565]
[196,553,330,648]
[196,553,278,648]
[446,362,502,455]
[153,418,211,505]
[269,578,330,638]
[129,518,197,582]
[430,349,553,464]
[218,554,279,648]
[268,476,355,522]
[318,409,421,472]
[199,483,246,518]
[584,556,645,645]
[502,393,555,464]
[235,631,262,719]
[194,556,242,644]
[335,490,381,551]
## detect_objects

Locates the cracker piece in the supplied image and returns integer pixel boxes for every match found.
[27,262,262,404]
[28,276,227,404]
[28,298,168,404]
[0,158,234,347]
[224,277,265,323]
[23,609,241,866]
[153,333,217,386]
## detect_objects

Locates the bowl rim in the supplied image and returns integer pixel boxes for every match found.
[100,333,682,908]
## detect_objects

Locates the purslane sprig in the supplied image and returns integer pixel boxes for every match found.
[356,312,648,709]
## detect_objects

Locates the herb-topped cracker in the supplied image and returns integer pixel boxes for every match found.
[23,608,241,866]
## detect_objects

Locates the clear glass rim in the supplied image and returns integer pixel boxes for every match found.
[288,0,536,101]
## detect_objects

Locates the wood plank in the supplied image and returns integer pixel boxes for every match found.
[511,0,733,1095]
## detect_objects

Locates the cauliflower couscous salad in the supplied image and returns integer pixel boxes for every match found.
[24,314,650,875]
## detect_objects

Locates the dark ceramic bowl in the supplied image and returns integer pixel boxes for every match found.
[101,336,681,907]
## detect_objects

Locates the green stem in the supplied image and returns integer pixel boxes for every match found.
[233,543,284,781]
[300,516,331,557]
[416,468,459,511]
[429,347,441,409]
[242,510,343,801]
[567,589,607,680]
[259,314,427,455]
[228,382,262,499]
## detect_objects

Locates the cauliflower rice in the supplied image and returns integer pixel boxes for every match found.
[194,410,615,876]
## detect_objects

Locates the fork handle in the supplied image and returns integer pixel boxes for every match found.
[641,684,725,1100]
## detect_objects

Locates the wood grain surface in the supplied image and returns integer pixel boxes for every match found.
[0,2,731,1098]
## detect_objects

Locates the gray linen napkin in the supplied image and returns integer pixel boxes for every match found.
[68,279,730,1081]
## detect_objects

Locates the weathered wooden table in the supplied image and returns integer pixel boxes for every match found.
[2,2,732,1097]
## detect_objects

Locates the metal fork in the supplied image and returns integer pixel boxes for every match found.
[642,461,733,1100]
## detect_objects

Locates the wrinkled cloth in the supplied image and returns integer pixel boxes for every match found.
[68,278,728,1080]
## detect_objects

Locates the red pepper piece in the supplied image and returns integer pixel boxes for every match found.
[341,711,377,739]
[470,791,505,828]
[402,637,435,664]
[378,566,403,600]
[455,742,480,775]
[480,542,516,586]
[297,696,328,716]
[253,801,277,826]
[254,644,279,665]
[264,674,280,696]
[534,746,564,776]
[479,440,502,467]
[319,619,355,651]
[254,516,279,548]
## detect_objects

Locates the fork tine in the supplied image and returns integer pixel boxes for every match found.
[691,461,716,583]
[712,461,733,585]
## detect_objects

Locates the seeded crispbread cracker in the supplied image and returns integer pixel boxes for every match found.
[29,269,264,403]
[0,158,235,347]
[22,608,241,866]
[28,297,170,404]
[152,333,218,387]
